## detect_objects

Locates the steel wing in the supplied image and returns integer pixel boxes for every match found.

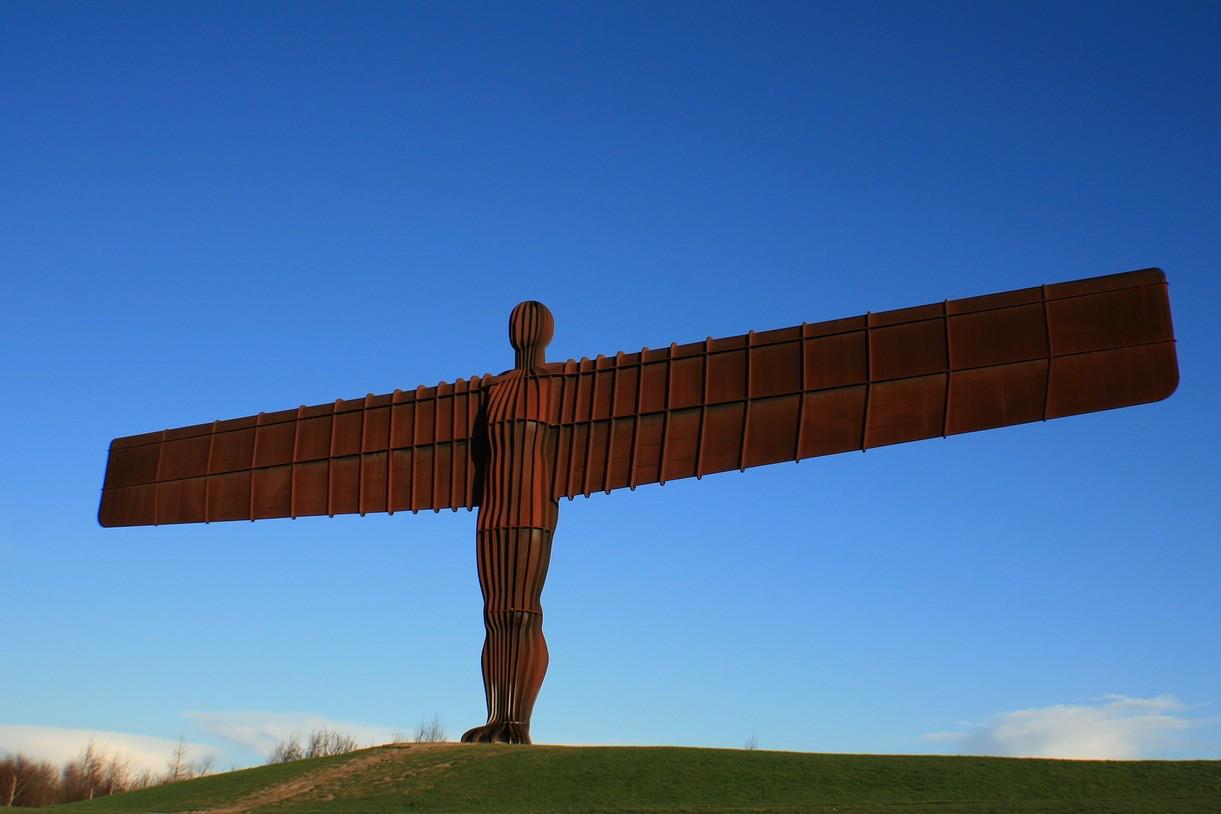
[99,376,493,526]
[546,268,1178,500]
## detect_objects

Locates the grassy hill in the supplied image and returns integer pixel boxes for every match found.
[44,743,1221,814]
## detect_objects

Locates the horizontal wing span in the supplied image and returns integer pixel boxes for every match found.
[99,377,492,527]
[547,268,1178,500]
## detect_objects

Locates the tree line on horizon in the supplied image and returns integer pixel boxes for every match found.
[0,737,209,807]
[1,718,448,807]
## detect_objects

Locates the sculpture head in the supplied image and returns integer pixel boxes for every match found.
[509,300,554,369]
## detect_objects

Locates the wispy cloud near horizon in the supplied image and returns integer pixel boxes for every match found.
[184,711,397,757]
[922,694,1207,759]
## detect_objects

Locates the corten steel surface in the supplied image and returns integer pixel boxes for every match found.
[99,267,1179,743]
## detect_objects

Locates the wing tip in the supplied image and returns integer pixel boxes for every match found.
[97,503,119,528]
[1150,351,1180,404]
[1143,266,1167,283]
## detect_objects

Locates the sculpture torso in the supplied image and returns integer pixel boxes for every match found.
[477,369,558,532]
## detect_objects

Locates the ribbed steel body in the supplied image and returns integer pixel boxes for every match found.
[465,367,558,743]
[461,300,560,743]
[97,270,1181,745]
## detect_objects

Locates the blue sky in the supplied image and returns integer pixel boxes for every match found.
[2,1,1218,770]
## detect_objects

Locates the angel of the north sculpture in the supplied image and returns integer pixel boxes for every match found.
[99,267,1177,744]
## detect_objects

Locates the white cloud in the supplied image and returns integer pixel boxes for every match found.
[184,711,396,757]
[0,725,215,774]
[923,694,1199,759]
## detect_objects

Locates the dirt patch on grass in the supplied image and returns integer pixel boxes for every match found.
[200,744,462,813]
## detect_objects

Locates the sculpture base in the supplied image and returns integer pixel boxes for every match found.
[461,721,531,744]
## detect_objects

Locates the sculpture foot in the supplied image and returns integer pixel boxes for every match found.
[460,721,531,744]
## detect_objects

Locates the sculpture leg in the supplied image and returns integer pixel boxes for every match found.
[462,526,553,744]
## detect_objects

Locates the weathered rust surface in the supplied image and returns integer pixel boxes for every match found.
[462,301,557,745]
[543,267,1177,496]
[99,376,492,526]
[98,267,1179,743]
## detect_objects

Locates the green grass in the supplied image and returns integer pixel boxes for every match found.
[44,743,1221,813]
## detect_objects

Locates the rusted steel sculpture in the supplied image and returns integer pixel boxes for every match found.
[99,267,1179,744]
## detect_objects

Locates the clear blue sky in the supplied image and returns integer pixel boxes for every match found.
[2,1,1218,768]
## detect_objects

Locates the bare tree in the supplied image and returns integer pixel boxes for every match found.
[61,740,106,801]
[100,753,135,797]
[164,735,192,783]
[412,714,446,743]
[267,728,358,764]
[1,760,19,808]
[305,729,359,758]
[1,757,21,807]
[743,732,759,751]
[129,766,156,792]
[0,755,59,807]
[268,733,304,764]
[194,754,215,777]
